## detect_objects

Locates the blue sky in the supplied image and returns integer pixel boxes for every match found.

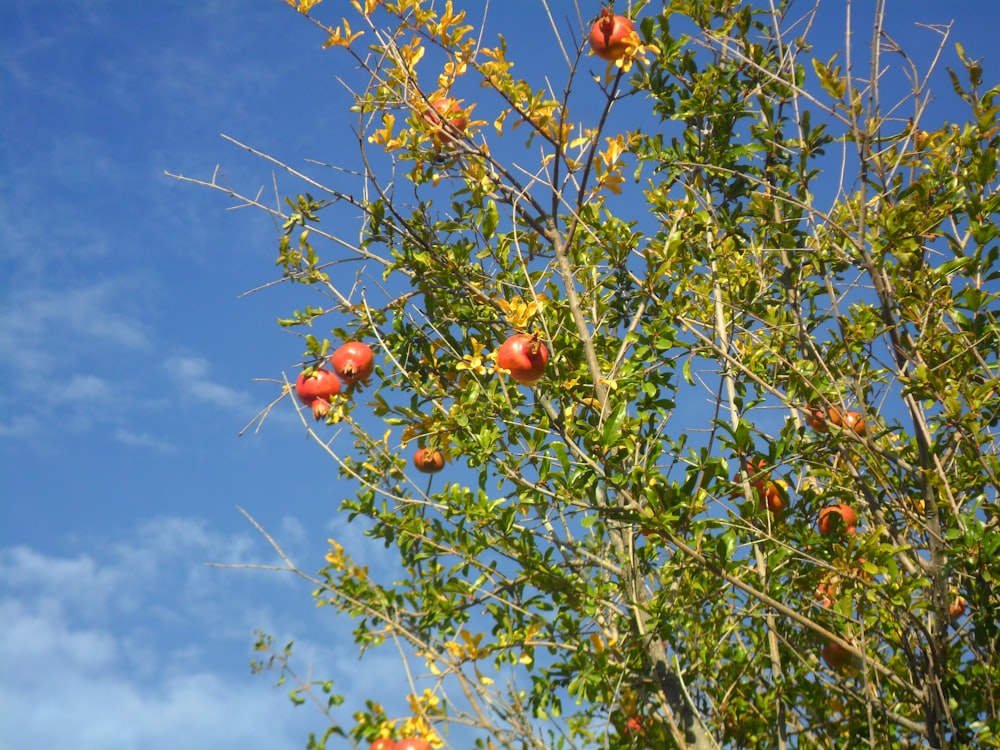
[1,2,998,749]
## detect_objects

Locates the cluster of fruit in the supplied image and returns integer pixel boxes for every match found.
[732,458,860,532]
[807,404,867,435]
[295,334,550,473]
[417,7,638,154]
[294,341,375,420]
[412,333,549,475]
[730,457,866,671]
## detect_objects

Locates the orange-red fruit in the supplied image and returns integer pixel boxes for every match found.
[589,7,635,61]
[818,502,858,536]
[331,341,374,384]
[760,482,785,516]
[624,716,643,735]
[742,457,769,485]
[730,459,782,515]
[815,579,837,608]
[423,97,467,145]
[841,410,866,435]
[809,404,846,432]
[807,404,829,433]
[746,460,770,501]
[497,334,549,385]
[822,641,856,672]
[413,448,445,474]
[370,740,395,750]
[950,596,968,620]
[295,368,342,420]
[394,739,432,750]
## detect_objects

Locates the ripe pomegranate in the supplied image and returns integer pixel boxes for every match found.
[808,403,846,432]
[760,482,785,516]
[841,410,866,435]
[822,640,856,672]
[818,502,858,536]
[741,458,769,489]
[950,595,967,620]
[423,97,467,145]
[413,448,445,474]
[624,716,643,735]
[295,368,341,420]
[807,403,829,433]
[394,739,432,750]
[730,459,782,515]
[814,579,837,608]
[588,7,635,61]
[497,333,549,386]
[331,341,374,384]
[370,740,395,750]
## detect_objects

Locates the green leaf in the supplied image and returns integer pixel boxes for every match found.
[483,200,499,240]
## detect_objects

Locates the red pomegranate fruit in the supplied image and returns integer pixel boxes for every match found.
[331,341,374,384]
[295,368,341,420]
[497,333,549,386]
[589,7,635,61]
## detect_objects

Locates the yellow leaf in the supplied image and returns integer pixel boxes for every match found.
[475,666,494,686]
[288,0,322,15]
[350,0,382,13]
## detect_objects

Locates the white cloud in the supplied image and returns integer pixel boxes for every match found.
[68,374,116,402]
[0,506,495,750]
[0,280,150,372]
[165,355,250,413]
[0,412,40,438]
[2,597,119,676]
[114,428,176,453]
[0,634,310,750]
[0,517,364,750]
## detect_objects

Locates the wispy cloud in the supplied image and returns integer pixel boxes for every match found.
[164,355,250,413]
[114,427,176,453]
[0,412,40,438]
[0,517,350,750]
[1,589,315,750]
[0,280,150,372]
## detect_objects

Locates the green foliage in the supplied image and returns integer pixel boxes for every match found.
[191,1,999,748]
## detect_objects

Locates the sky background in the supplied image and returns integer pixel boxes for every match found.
[1,2,998,749]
